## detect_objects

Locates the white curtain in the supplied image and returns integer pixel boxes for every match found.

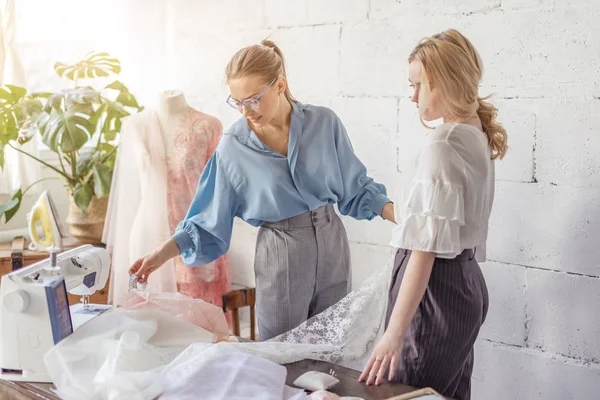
[0,0,41,195]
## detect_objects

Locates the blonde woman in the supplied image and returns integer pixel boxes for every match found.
[359,30,507,400]
[130,40,395,341]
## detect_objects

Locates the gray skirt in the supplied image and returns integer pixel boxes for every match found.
[386,248,489,400]
[254,204,351,341]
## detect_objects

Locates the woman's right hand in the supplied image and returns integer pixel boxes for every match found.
[382,202,396,224]
[128,239,180,284]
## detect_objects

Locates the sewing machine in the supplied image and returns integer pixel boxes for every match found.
[0,245,111,383]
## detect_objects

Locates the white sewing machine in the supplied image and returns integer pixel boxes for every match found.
[0,245,111,383]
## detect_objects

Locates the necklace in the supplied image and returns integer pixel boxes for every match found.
[260,126,289,145]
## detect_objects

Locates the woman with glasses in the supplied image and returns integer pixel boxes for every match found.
[129,40,395,340]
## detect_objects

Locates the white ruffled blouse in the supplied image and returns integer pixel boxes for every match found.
[391,123,495,262]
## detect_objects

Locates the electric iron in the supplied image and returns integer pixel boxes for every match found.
[26,190,67,251]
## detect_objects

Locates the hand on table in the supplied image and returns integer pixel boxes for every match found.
[358,331,403,386]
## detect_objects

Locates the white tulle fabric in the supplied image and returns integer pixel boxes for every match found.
[160,353,306,400]
[43,252,395,400]
[102,110,178,307]
[44,310,215,400]
[122,290,230,340]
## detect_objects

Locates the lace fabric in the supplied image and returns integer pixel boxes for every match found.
[161,249,395,387]
[45,251,395,400]
[166,110,231,305]
[270,249,394,370]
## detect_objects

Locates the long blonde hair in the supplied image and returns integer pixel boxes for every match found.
[225,39,296,103]
[409,29,508,160]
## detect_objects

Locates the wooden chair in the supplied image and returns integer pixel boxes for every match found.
[222,287,256,341]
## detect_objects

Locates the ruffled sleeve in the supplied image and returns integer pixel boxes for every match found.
[391,140,466,255]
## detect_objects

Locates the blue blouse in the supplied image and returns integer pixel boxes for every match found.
[172,102,390,266]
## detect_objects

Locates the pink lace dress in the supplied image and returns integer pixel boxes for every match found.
[165,109,231,308]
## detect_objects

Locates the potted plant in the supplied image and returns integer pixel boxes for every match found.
[0,52,143,242]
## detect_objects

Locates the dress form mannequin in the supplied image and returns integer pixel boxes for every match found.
[103,91,230,307]
[157,90,231,306]
[157,90,192,149]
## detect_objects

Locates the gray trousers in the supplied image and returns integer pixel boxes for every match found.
[386,249,489,400]
[254,204,351,341]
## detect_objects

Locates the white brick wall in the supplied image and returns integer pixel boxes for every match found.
[527,268,600,362]
[535,99,600,187]
[488,182,600,276]
[479,262,528,347]
[265,0,368,27]
[4,0,600,397]
[474,340,600,399]
[492,99,536,182]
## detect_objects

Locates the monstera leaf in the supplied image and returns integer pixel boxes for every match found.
[0,189,23,223]
[92,163,112,197]
[0,111,18,150]
[26,111,51,141]
[0,85,28,169]
[18,98,43,119]
[73,183,93,211]
[76,148,94,176]
[97,142,117,171]
[0,85,27,142]
[54,51,121,81]
[44,93,65,113]
[44,87,98,113]
[102,99,129,141]
[42,104,95,152]
[65,86,99,109]
[0,85,27,112]
[14,98,45,144]
[106,80,139,108]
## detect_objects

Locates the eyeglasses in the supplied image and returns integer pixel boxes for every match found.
[226,78,277,112]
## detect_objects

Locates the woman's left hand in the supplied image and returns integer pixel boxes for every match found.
[358,331,403,386]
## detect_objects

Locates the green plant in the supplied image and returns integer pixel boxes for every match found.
[0,52,143,223]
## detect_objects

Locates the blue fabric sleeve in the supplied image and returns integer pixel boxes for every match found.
[333,115,391,220]
[172,153,239,266]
